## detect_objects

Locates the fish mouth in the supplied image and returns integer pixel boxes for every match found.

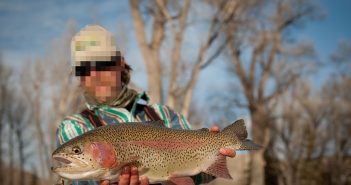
[51,154,92,173]
[52,154,107,180]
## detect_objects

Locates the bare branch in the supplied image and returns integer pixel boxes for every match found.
[249,32,267,84]
[130,0,165,103]
[200,38,228,69]
[166,0,191,108]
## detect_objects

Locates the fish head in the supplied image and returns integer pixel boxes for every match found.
[52,138,119,180]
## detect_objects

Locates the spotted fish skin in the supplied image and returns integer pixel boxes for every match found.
[52,119,261,183]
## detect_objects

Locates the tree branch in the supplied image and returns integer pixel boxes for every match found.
[165,0,191,108]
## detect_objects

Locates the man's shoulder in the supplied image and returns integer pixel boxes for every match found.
[58,112,95,132]
[61,113,87,125]
[148,103,191,130]
[149,103,171,111]
[57,113,94,145]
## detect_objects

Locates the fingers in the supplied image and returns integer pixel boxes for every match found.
[220,148,236,158]
[130,166,140,185]
[100,180,110,185]
[209,125,220,133]
[118,166,131,185]
[140,176,149,185]
[210,127,236,158]
[117,166,148,185]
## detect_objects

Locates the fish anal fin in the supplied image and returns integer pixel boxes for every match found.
[138,167,150,175]
[117,156,140,169]
[204,154,232,179]
[168,177,194,185]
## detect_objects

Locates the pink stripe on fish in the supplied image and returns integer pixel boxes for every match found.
[120,140,205,151]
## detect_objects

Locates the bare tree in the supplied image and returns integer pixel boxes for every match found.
[129,0,239,117]
[21,20,85,183]
[0,55,37,185]
[222,0,320,184]
[7,87,32,185]
[0,54,12,185]
[0,57,17,185]
[324,80,351,185]
[265,39,351,185]
[321,40,351,185]
[271,82,329,185]
[330,39,351,78]
[46,19,85,153]
[20,58,53,182]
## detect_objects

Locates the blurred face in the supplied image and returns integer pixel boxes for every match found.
[80,67,122,103]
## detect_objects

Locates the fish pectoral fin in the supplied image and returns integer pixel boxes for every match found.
[204,154,232,179]
[118,155,140,167]
[138,167,150,175]
[168,177,194,185]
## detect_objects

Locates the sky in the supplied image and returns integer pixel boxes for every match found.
[0,0,350,62]
[0,0,350,114]
[0,0,133,62]
[298,0,351,60]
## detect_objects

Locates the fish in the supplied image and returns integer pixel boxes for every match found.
[51,119,262,185]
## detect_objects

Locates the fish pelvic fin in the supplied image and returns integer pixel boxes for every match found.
[204,154,232,179]
[222,119,263,150]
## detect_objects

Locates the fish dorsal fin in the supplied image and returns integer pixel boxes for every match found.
[222,119,248,140]
[204,154,232,179]
[169,177,194,185]
[146,120,165,127]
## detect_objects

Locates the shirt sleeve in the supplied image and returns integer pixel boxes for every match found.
[55,115,100,185]
[56,114,93,146]
[151,103,192,129]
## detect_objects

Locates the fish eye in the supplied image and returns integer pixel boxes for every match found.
[72,146,81,154]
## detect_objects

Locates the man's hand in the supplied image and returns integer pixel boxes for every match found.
[100,166,149,185]
[209,125,236,158]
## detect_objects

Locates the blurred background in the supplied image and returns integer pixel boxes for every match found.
[0,0,350,184]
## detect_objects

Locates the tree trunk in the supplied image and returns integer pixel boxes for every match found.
[249,108,270,185]
[129,0,164,104]
[250,151,266,185]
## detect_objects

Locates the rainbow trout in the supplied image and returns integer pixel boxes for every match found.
[52,119,261,184]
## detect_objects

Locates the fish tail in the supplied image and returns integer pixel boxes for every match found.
[239,139,262,150]
[222,119,262,150]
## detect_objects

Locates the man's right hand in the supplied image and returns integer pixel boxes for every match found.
[100,166,149,185]
[209,125,236,158]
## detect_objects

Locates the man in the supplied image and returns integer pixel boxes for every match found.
[56,25,235,185]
